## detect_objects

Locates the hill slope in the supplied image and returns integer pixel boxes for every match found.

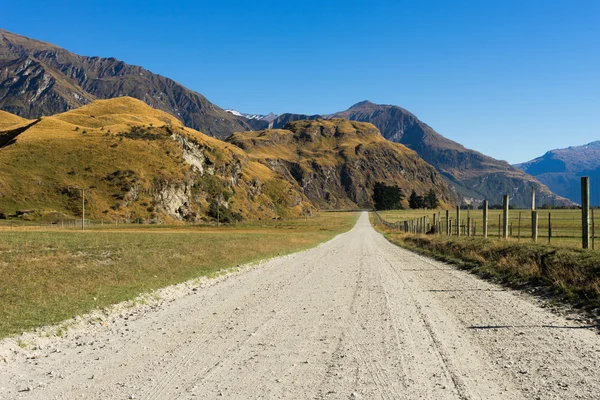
[332,101,574,207]
[228,119,454,209]
[0,29,252,139]
[0,110,32,130]
[515,141,600,205]
[262,101,571,207]
[0,97,313,222]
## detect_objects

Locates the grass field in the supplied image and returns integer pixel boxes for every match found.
[371,212,600,312]
[376,208,599,248]
[0,212,358,339]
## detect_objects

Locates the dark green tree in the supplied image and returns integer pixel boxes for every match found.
[425,189,439,209]
[409,190,425,209]
[372,182,404,210]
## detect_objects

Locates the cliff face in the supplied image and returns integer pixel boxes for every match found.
[332,101,573,208]
[228,119,454,209]
[255,102,572,208]
[0,29,252,139]
[0,97,313,222]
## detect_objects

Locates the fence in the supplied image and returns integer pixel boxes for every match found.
[0,218,132,231]
[374,177,598,250]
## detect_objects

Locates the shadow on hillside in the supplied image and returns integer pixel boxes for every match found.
[0,119,40,148]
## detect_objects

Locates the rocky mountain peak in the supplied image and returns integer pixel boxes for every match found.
[349,100,375,108]
[0,29,253,139]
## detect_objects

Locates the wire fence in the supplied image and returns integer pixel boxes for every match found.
[374,208,598,250]
[0,218,137,231]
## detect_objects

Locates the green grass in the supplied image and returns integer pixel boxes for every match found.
[372,213,600,313]
[377,208,600,248]
[0,212,358,338]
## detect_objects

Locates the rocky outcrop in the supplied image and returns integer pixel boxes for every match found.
[242,102,572,208]
[332,101,573,207]
[228,119,454,209]
[151,179,197,221]
[0,98,313,222]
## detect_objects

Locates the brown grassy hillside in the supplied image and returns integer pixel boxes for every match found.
[0,29,252,139]
[0,97,313,222]
[0,110,32,130]
[333,101,571,207]
[228,119,454,209]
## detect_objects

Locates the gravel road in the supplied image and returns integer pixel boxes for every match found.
[1,212,600,399]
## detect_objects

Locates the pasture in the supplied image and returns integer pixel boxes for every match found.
[377,208,598,248]
[0,212,358,338]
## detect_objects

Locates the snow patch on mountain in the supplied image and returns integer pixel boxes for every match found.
[225,110,278,122]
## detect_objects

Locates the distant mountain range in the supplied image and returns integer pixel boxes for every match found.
[0,29,574,209]
[515,141,600,206]
[0,29,252,139]
[234,102,570,207]
[0,98,453,219]
[225,110,278,122]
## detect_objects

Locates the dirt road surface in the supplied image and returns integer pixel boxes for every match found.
[1,212,600,399]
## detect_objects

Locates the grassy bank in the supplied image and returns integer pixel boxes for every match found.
[372,215,600,313]
[0,212,358,338]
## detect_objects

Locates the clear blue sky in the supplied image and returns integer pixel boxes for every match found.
[1,0,598,164]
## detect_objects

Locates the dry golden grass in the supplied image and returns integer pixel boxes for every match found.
[0,97,312,222]
[372,213,600,312]
[0,211,358,338]
[0,110,32,130]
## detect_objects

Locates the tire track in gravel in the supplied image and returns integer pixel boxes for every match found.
[142,241,350,399]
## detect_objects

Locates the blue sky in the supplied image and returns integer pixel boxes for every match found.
[1,0,598,164]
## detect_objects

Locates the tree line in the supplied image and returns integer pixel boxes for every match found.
[372,182,439,210]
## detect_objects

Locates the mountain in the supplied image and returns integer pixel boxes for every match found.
[227,119,454,209]
[0,29,252,139]
[270,113,322,129]
[0,30,571,208]
[225,109,279,131]
[332,101,575,207]
[255,101,571,207]
[515,141,600,205]
[225,109,278,122]
[0,97,313,222]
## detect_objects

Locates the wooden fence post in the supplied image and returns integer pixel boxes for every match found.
[548,212,552,245]
[532,210,538,242]
[517,212,522,241]
[433,213,437,234]
[483,200,488,238]
[498,214,501,238]
[502,194,509,239]
[446,210,450,235]
[467,209,471,237]
[456,206,461,236]
[592,208,595,250]
[582,176,590,249]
